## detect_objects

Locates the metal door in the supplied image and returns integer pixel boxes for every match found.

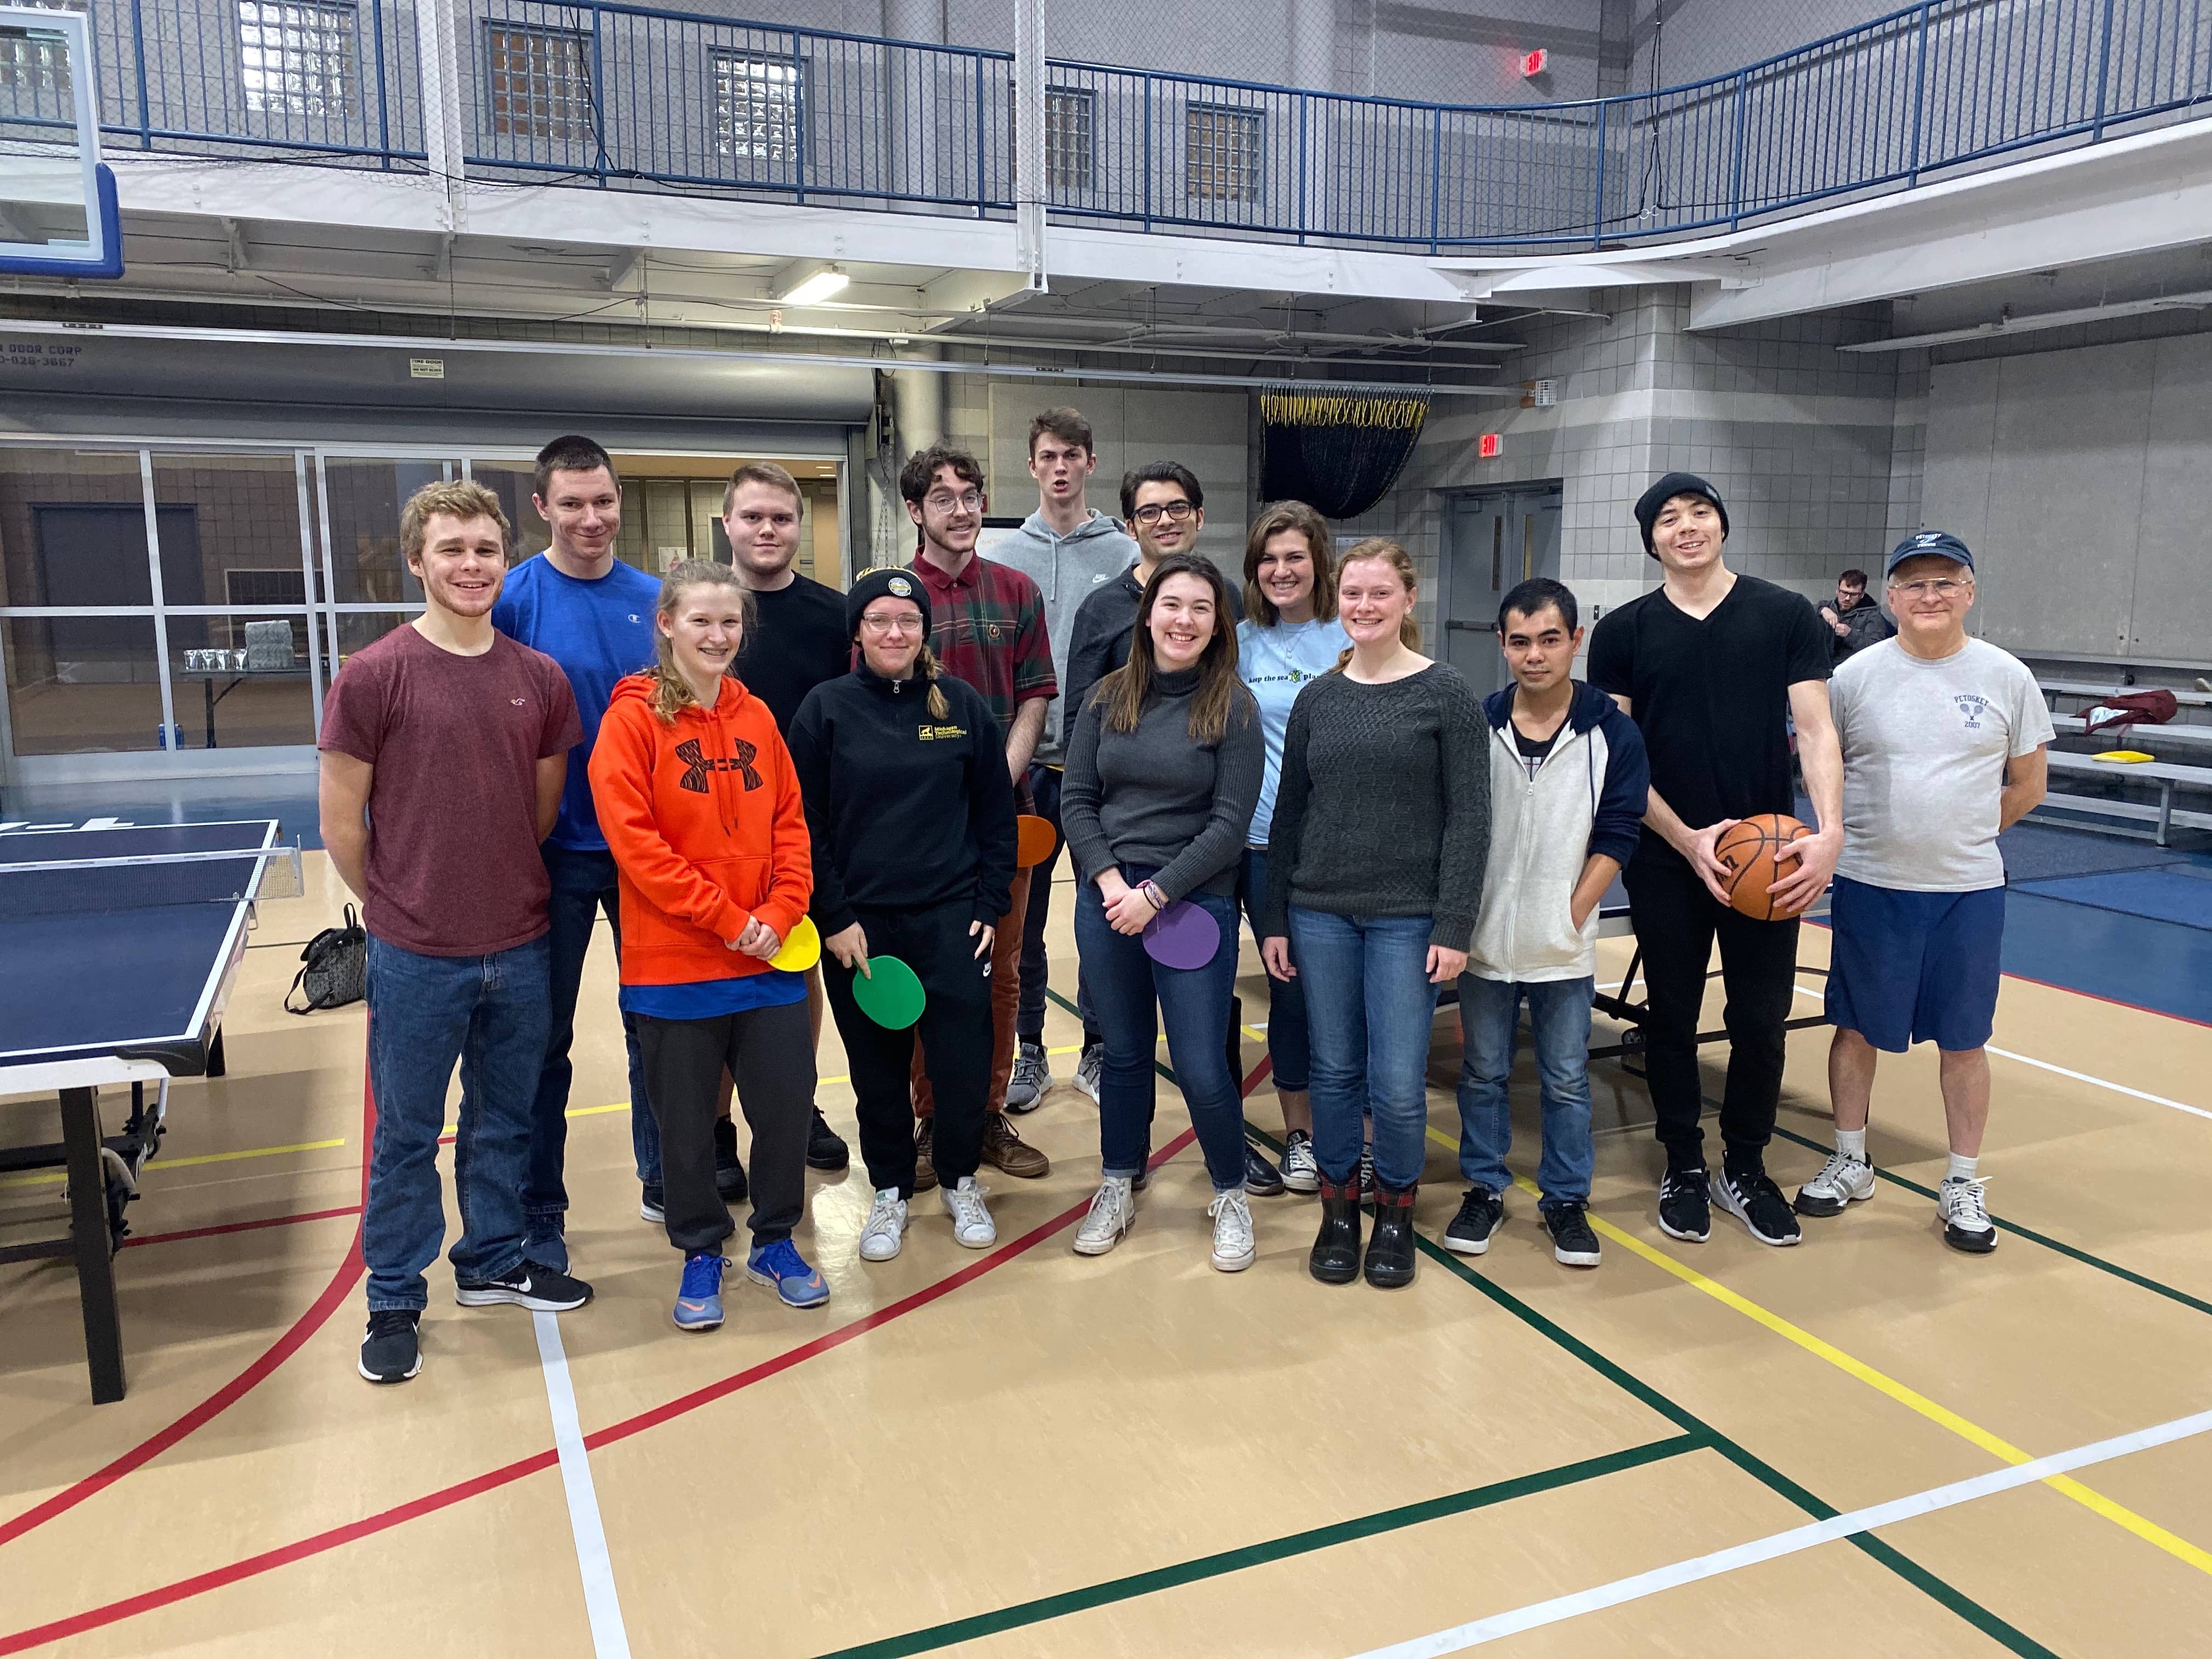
[1440,485,1563,699]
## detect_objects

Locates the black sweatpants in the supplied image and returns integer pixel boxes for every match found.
[636,997,814,1254]
[1624,853,1799,1171]
[823,899,994,1199]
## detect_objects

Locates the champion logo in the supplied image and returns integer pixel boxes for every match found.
[510,697,527,707]
[628,613,641,623]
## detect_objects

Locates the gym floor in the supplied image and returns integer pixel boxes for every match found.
[3,819,2210,1657]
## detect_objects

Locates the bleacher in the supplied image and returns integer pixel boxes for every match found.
[2030,676,2212,847]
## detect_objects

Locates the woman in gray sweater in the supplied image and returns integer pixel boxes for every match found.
[1261,539,1488,1290]
[1062,553,1266,1272]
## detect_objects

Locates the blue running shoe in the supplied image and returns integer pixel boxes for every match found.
[673,1252,727,1331]
[745,1238,828,1310]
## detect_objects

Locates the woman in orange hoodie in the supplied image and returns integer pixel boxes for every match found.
[590,559,821,1330]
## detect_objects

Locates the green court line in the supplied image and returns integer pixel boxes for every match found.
[810,1436,1707,1659]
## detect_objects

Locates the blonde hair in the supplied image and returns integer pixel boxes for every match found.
[400,478,510,566]
[849,568,951,720]
[722,461,803,516]
[648,559,757,724]
[1333,538,1421,671]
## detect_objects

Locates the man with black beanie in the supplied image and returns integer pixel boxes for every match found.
[1587,471,1844,1249]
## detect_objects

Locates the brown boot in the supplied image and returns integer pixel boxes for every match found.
[912,1118,939,1194]
[981,1111,1049,1178]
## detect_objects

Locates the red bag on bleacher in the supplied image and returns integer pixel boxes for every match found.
[2082,690,2179,733]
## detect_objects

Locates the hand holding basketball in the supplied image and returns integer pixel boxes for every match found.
[1713,814,1816,920]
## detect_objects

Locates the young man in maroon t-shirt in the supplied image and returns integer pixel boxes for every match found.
[319,479,588,1386]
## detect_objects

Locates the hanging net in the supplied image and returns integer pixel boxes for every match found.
[1257,390,1431,520]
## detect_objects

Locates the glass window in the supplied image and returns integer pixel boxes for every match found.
[238,1,354,119]
[0,448,151,610]
[486,24,590,142]
[315,457,450,603]
[168,610,317,748]
[714,54,798,165]
[5,616,167,755]
[1187,104,1263,203]
[466,458,552,562]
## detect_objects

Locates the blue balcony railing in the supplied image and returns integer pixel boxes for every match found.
[8,0,2208,250]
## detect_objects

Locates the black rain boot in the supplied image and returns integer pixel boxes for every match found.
[1309,1177,1363,1284]
[1364,1183,1418,1289]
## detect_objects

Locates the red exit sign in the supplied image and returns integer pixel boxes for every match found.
[1478,433,1503,458]
[1521,48,1549,77]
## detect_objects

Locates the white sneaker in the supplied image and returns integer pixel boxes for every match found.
[859,1189,907,1262]
[1793,1150,1876,1218]
[940,1175,997,1249]
[1207,1189,1255,1272]
[1073,1043,1104,1105]
[1279,1130,1320,1194]
[1939,1176,1997,1254]
[1073,1175,1135,1256]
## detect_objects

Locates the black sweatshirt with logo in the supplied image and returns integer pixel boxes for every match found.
[786,663,1018,936]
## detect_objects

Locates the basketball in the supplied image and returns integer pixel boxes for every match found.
[1713,813,1815,920]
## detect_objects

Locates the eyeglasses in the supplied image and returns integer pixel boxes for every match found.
[860,613,924,634]
[1889,578,1971,599]
[1132,500,1195,526]
[924,490,984,513]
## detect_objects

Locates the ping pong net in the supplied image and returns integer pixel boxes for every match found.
[0,838,304,919]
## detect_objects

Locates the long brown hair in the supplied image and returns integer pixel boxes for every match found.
[1332,538,1422,671]
[1242,500,1336,627]
[648,559,756,724]
[1096,553,1248,744]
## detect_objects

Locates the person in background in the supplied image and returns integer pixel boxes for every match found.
[322,479,589,1386]
[901,444,1055,1185]
[1793,533,2051,1254]
[1234,501,1346,1198]
[992,408,1140,1115]
[1062,554,1264,1271]
[789,567,1018,1262]
[1261,539,1487,1291]
[723,460,854,1177]
[491,435,660,1270]
[1820,567,1896,663]
[590,560,823,1328]
[1447,578,1646,1271]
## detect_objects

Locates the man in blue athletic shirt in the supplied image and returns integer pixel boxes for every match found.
[492,435,665,1266]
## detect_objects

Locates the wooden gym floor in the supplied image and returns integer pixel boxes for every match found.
[4,849,2211,1657]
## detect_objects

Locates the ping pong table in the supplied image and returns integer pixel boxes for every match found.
[0,820,286,1403]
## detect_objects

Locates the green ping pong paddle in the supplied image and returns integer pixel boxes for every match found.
[850,953,926,1029]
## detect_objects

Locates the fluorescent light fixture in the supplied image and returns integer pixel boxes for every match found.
[777,264,849,306]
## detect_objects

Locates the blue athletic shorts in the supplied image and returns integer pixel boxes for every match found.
[1825,876,2005,1054]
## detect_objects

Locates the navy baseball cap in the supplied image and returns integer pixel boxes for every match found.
[1884,530,1974,576]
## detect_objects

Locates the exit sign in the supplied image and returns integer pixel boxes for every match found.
[1478,433,1503,458]
[1521,48,1549,77]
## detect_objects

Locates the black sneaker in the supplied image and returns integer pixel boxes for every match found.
[1544,1204,1602,1268]
[713,1117,749,1201]
[1443,1186,1504,1256]
[1657,1169,1712,1243]
[1243,1144,1286,1197]
[640,1182,666,1224]
[454,1260,594,1311]
[806,1108,850,1172]
[358,1309,421,1384]
[1714,1166,1803,1248]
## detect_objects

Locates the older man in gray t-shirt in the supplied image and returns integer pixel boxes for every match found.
[1793,532,2053,1256]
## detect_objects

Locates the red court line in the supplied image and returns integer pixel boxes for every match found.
[123,1206,364,1251]
[0,1086,1231,1652]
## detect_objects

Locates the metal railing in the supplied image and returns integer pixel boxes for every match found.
[5,0,2206,249]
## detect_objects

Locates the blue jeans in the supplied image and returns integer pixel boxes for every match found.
[364,933,551,1312]
[1074,870,1247,1193]
[1289,907,1439,1192]
[1236,847,1311,1092]
[1453,974,1596,1209]
[528,844,654,1229]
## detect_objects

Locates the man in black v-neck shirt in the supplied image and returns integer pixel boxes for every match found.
[1587,472,1843,1251]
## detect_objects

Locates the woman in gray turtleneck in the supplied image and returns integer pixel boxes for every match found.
[1061,553,1264,1275]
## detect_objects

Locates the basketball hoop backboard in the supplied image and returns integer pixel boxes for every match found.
[1,5,123,279]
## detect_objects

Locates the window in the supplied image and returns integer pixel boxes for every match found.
[1008,85,1096,193]
[238,1,352,119]
[713,53,798,163]
[486,22,590,142]
[1186,103,1262,203]
[0,25,72,101]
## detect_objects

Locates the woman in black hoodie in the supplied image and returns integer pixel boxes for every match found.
[786,567,1019,1263]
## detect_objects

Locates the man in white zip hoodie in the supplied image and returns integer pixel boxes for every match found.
[1446,579,1647,1268]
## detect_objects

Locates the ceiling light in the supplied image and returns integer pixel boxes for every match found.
[777,265,849,306]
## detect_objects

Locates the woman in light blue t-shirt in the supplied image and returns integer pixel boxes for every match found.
[1234,501,1350,1198]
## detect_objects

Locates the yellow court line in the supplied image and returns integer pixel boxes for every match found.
[1426,1113,2212,1577]
[0,1137,348,1189]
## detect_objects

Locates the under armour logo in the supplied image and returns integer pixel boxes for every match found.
[675,737,763,793]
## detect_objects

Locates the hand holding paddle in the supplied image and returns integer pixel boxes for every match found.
[770,916,822,973]
[823,922,870,978]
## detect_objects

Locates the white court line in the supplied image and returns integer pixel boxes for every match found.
[1346,1406,2212,1657]
[534,1311,633,1659]
[1789,983,2211,1121]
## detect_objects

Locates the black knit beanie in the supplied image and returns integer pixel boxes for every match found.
[844,565,933,639]
[1633,472,1729,557]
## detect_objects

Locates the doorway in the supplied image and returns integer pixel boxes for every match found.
[1440,484,1562,699]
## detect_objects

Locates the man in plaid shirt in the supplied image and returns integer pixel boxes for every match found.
[900,444,1056,1182]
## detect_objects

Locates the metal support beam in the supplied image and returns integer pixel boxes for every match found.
[1012,0,1046,291]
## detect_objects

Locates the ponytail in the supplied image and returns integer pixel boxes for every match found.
[1331,538,1422,672]
[917,642,952,722]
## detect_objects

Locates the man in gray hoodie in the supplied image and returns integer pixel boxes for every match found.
[989,408,1139,1109]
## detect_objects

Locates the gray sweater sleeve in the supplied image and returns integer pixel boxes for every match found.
[1150,691,1263,905]
[1429,668,1491,952]
[1058,695,1113,886]
[1261,687,1314,938]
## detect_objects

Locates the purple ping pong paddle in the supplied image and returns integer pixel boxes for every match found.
[1143,899,1221,969]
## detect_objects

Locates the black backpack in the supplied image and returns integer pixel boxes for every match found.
[285,905,367,1013]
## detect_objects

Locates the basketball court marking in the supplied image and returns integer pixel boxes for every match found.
[534,1312,631,1659]
[122,1204,363,1250]
[0,1138,348,1188]
[1345,1405,2212,1657]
